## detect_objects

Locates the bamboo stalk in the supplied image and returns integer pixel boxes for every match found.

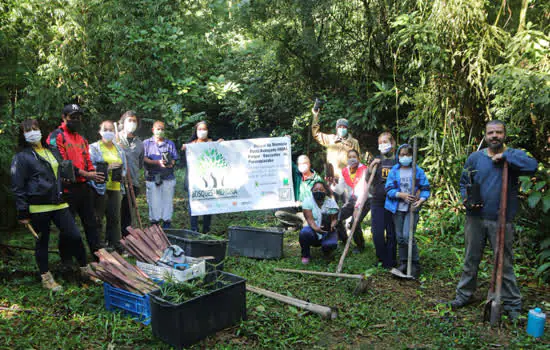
[247,285,337,320]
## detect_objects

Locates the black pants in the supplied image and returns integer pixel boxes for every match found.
[61,183,100,260]
[338,196,370,248]
[31,208,87,273]
[371,204,396,268]
[121,186,139,237]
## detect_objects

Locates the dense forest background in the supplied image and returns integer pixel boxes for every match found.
[1,0,549,280]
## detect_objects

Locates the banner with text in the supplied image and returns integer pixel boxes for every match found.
[186,137,295,215]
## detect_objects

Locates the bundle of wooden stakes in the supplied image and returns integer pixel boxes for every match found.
[84,249,157,295]
[120,225,171,263]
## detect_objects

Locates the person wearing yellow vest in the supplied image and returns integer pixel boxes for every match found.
[89,120,127,253]
[10,119,88,292]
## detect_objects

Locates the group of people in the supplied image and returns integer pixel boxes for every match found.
[10,102,539,320]
[277,108,430,278]
[277,108,537,319]
[10,104,212,291]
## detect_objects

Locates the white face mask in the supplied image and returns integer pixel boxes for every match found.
[100,130,115,142]
[24,130,42,144]
[197,130,208,140]
[337,128,348,137]
[124,120,137,133]
[298,164,310,174]
[378,143,392,155]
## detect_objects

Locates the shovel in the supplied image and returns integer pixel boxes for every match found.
[390,137,417,280]
[483,161,508,325]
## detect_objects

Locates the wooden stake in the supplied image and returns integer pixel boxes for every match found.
[274,268,370,294]
[247,285,337,319]
[274,268,363,279]
[336,164,378,273]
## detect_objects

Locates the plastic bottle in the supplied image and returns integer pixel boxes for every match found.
[526,307,546,338]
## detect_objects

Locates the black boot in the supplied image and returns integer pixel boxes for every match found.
[397,262,407,273]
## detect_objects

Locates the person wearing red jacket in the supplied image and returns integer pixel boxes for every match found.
[332,149,369,253]
[47,104,104,261]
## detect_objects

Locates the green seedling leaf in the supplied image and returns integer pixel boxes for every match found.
[527,192,542,208]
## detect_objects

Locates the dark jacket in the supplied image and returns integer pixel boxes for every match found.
[10,146,65,220]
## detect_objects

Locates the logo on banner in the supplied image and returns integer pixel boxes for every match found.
[191,147,238,200]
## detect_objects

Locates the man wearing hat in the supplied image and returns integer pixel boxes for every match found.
[311,107,361,192]
[48,103,105,261]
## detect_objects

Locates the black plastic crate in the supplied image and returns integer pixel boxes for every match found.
[164,229,227,271]
[149,271,247,349]
[227,226,284,259]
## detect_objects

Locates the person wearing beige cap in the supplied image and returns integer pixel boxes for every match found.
[311,106,361,196]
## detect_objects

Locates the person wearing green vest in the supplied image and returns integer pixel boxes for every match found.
[11,119,88,292]
[275,155,324,230]
[89,120,127,253]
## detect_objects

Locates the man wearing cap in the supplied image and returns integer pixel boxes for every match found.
[311,107,361,192]
[48,104,105,259]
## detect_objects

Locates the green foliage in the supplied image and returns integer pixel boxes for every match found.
[519,163,550,281]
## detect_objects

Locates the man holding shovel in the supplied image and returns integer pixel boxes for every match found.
[448,120,538,320]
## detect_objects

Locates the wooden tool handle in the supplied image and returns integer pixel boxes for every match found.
[25,223,39,240]
[247,284,337,319]
[336,164,377,273]
[275,267,363,279]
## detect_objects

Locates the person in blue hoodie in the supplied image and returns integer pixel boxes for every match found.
[384,143,430,278]
[448,120,538,320]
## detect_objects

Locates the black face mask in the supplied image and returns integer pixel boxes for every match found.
[66,119,81,133]
[312,191,326,202]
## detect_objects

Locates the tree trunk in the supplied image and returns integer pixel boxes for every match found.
[517,0,528,33]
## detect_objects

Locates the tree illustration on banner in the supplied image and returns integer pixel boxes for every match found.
[197,148,229,189]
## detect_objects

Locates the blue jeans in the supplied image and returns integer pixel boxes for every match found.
[371,204,396,268]
[393,211,420,263]
[299,226,338,258]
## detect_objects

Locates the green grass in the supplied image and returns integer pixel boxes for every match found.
[1,172,549,349]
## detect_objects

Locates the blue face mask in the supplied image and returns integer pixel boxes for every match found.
[399,156,413,166]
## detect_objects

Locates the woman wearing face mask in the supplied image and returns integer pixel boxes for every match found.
[89,120,127,252]
[10,119,88,292]
[384,144,430,278]
[181,121,223,233]
[364,132,398,268]
[332,149,369,252]
[299,181,339,264]
[116,111,144,237]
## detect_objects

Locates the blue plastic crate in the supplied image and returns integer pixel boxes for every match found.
[103,283,154,325]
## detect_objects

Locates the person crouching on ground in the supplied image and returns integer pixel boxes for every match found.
[275,154,324,231]
[11,119,88,292]
[89,120,127,253]
[333,149,369,253]
[384,144,430,278]
[299,181,339,264]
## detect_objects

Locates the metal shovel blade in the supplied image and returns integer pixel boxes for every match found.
[490,300,502,326]
[390,268,414,280]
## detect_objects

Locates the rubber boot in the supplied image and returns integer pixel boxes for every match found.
[41,271,63,292]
